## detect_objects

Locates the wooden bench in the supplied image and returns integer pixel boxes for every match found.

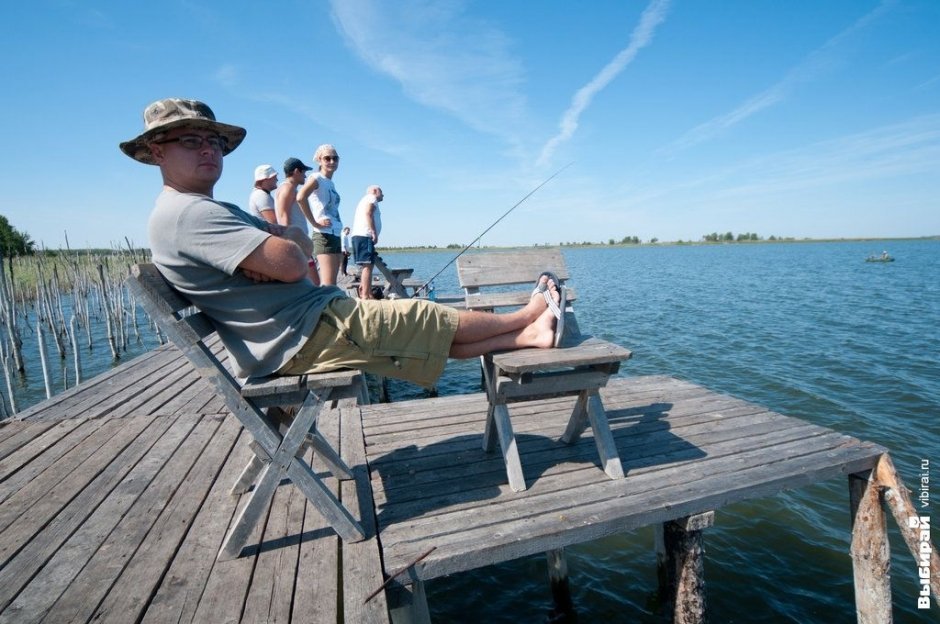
[127,263,368,560]
[457,249,633,491]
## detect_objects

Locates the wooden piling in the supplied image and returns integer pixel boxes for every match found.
[656,511,714,624]
[849,470,892,623]
[546,548,576,622]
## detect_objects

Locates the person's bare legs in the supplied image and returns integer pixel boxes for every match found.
[317,253,342,285]
[307,260,320,285]
[449,275,560,358]
[359,263,374,299]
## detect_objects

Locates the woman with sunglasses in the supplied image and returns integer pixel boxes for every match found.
[298,144,344,286]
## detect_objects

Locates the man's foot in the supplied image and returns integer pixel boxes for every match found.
[521,274,558,322]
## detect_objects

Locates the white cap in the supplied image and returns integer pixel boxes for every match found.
[254,164,277,181]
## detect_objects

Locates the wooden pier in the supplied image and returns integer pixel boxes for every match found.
[1,343,935,622]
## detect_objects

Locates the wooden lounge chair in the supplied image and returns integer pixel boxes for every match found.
[127,263,367,560]
[456,249,632,491]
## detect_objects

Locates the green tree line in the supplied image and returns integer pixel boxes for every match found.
[0,215,35,257]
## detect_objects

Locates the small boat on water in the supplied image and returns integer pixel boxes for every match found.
[866,252,895,263]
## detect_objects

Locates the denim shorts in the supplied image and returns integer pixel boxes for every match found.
[278,297,460,388]
[351,235,377,265]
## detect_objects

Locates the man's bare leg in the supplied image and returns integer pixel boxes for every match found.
[449,275,559,358]
[359,263,374,299]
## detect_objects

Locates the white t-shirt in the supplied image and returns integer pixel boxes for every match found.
[351,193,381,238]
[309,174,342,236]
[247,188,274,220]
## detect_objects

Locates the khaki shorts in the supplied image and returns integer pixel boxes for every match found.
[279,297,460,388]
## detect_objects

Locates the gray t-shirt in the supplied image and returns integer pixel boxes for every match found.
[148,189,344,379]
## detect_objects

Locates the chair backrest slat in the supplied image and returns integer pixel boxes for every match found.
[456,248,569,290]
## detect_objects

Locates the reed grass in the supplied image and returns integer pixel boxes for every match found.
[0,244,159,416]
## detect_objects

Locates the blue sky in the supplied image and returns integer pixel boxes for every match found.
[2,0,938,249]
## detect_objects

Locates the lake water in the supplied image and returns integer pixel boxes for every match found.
[7,239,939,621]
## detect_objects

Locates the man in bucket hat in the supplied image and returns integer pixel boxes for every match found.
[124,98,561,387]
[248,164,278,224]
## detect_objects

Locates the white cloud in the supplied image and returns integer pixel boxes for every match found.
[329,0,526,140]
[660,0,894,156]
[536,0,671,167]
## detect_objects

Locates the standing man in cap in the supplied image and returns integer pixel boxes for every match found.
[121,98,561,388]
[248,164,278,224]
[276,157,320,284]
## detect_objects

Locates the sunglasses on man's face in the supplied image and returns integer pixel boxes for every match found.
[153,134,228,151]
[322,155,339,162]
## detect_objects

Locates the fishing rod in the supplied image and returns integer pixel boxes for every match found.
[414,161,574,296]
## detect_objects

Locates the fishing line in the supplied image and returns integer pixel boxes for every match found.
[414,161,574,296]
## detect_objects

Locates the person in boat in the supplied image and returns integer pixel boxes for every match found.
[121,98,562,388]
[881,251,889,259]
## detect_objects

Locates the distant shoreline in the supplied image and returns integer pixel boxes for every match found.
[27,234,939,256]
[378,235,940,254]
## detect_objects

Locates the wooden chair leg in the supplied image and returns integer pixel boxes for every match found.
[585,391,624,479]
[285,457,365,542]
[560,390,590,444]
[219,461,282,560]
[230,454,265,495]
[492,403,526,492]
[306,430,354,480]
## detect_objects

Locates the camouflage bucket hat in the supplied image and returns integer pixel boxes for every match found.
[119,98,247,165]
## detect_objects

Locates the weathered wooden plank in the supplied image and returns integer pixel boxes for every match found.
[291,412,340,624]
[241,478,303,623]
[0,420,59,461]
[463,287,579,311]
[490,337,631,374]
[376,428,871,549]
[189,486,270,622]
[0,419,125,512]
[340,405,391,623]
[381,438,884,580]
[0,420,27,443]
[372,416,824,524]
[36,415,220,623]
[0,418,85,480]
[0,415,154,538]
[366,397,772,481]
[17,346,183,423]
[90,413,241,623]
[11,346,173,421]
[140,423,255,624]
[0,414,185,614]
[456,249,569,289]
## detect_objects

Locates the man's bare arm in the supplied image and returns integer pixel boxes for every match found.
[238,225,313,282]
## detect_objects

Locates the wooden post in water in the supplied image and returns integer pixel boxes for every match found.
[97,264,119,360]
[874,454,940,607]
[69,315,81,385]
[36,320,52,400]
[0,337,15,415]
[656,511,714,624]
[546,548,576,622]
[849,470,892,623]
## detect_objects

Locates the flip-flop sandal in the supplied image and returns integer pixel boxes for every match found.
[532,271,567,347]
